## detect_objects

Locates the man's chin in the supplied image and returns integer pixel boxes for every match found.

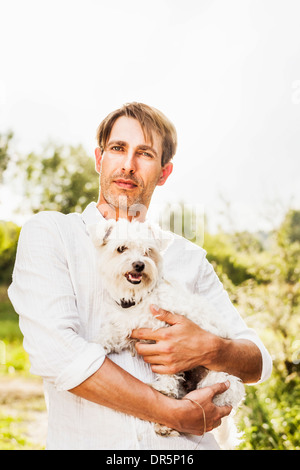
[101,191,146,212]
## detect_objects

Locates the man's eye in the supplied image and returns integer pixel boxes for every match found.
[117,245,127,253]
[112,146,123,152]
[140,151,153,158]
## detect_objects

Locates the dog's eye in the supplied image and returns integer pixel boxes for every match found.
[117,245,127,253]
[144,248,152,256]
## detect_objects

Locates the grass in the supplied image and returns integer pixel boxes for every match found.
[0,398,46,450]
[0,288,31,377]
[0,286,46,450]
[0,412,28,450]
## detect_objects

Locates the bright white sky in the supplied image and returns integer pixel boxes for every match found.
[1,0,300,232]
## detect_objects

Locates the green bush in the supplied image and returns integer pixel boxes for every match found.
[0,222,20,284]
[203,232,257,285]
[238,373,300,450]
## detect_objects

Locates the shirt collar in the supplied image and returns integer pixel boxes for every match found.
[81,202,105,226]
[81,201,153,225]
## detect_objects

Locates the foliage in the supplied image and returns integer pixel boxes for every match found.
[203,232,257,285]
[0,290,30,376]
[238,372,300,450]
[0,411,28,450]
[16,142,99,214]
[203,210,300,450]
[0,132,13,183]
[0,222,20,285]
[0,401,46,450]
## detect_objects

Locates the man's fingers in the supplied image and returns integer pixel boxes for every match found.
[210,380,231,397]
[131,328,159,341]
[209,381,233,417]
[218,404,232,418]
[131,306,178,340]
[150,305,180,325]
[134,342,159,357]
[131,305,184,341]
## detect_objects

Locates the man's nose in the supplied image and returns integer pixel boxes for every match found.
[122,151,136,173]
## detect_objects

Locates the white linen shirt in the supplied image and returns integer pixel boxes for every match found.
[8,202,272,450]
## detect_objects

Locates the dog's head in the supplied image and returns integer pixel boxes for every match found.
[88,218,172,307]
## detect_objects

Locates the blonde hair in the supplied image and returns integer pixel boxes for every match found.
[96,102,177,166]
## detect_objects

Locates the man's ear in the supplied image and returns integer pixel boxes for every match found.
[157,162,173,187]
[95,147,102,174]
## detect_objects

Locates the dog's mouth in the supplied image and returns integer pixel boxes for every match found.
[125,271,143,284]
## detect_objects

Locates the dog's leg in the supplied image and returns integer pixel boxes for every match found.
[196,370,245,449]
[148,374,183,437]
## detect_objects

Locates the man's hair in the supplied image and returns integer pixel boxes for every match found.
[96,102,177,166]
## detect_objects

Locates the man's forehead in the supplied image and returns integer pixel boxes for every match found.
[109,116,162,153]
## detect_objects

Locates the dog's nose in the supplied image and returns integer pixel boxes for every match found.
[132,261,145,272]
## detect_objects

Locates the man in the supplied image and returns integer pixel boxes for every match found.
[8,102,272,450]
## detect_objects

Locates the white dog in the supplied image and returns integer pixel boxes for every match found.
[88,218,245,449]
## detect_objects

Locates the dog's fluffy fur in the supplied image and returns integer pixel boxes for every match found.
[88,218,245,449]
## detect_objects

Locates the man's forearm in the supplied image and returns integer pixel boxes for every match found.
[208,337,262,384]
[69,356,232,436]
[70,357,175,426]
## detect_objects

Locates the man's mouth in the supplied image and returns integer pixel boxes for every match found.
[114,179,138,190]
[125,271,142,284]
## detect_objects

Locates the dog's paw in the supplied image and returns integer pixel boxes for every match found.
[198,371,245,409]
[153,423,180,437]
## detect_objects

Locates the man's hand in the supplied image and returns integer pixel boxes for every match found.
[131,305,218,374]
[131,305,263,383]
[177,381,232,435]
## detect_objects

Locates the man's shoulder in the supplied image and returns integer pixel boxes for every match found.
[21,210,83,238]
[161,232,208,290]
[165,231,207,258]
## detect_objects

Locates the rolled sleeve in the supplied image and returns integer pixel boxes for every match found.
[196,256,273,384]
[8,212,106,391]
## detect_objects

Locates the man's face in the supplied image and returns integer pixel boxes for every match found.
[95,116,173,216]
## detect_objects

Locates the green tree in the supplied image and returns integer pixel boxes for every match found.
[16,143,99,214]
[0,132,13,183]
[278,209,300,245]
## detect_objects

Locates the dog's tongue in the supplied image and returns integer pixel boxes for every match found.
[128,273,142,281]
[125,272,142,284]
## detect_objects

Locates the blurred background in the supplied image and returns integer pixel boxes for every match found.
[0,0,299,449]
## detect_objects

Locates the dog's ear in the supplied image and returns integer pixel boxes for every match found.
[87,220,116,247]
[157,230,173,252]
[146,222,173,253]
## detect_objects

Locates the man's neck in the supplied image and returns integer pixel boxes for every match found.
[97,193,148,222]
[96,195,148,221]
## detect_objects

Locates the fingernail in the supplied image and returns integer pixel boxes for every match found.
[152,304,160,312]
[225,380,230,388]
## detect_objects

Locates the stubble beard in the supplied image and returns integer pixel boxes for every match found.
[99,171,158,218]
